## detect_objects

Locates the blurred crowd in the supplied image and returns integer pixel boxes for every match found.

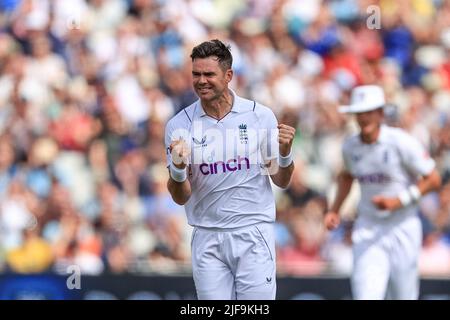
[0,0,449,277]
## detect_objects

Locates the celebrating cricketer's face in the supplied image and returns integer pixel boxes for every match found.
[192,56,233,102]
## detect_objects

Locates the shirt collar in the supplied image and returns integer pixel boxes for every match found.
[195,88,242,118]
[377,124,388,143]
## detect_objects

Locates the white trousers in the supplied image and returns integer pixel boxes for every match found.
[351,215,422,300]
[191,222,276,300]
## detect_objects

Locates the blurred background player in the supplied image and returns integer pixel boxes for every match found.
[165,39,295,299]
[324,85,441,299]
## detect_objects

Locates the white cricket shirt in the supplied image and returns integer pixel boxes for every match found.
[342,124,435,221]
[165,90,279,228]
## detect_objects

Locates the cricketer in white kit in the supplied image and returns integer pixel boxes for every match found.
[324,85,441,300]
[165,40,296,300]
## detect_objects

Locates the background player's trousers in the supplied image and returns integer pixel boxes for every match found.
[351,215,422,300]
[191,221,276,300]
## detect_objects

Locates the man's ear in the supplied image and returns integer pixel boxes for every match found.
[225,68,233,83]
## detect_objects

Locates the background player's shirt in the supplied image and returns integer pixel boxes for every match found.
[164,90,279,228]
[342,124,435,223]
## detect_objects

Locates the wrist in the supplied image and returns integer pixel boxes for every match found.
[278,150,293,168]
[398,185,421,207]
[408,185,421,202]
[170,163,187,183]
[173,162,186,169]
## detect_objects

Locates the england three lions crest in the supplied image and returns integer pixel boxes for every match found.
[239,124,248,144]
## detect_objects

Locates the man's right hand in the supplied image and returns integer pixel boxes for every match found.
[170,139,191,169]
[324,211,340,230]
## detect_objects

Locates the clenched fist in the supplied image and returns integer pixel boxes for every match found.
[278,124,295,156]
[170,138,191,169]
[372,195,402,211]
[324,211,340,230]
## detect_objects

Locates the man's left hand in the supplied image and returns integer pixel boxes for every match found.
[372,195,402,211]
[278,124,296,156]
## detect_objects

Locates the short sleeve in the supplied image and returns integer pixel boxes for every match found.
[397,132,435,176]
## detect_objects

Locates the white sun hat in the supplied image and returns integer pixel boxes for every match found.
[338,85,386,113]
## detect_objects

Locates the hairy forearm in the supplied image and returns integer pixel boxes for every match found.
[330,171,354,213]
[167,178,192,205]
[416,169,441,195]
[270,162,294,189]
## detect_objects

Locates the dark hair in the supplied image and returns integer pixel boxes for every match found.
[190,39,232,71]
